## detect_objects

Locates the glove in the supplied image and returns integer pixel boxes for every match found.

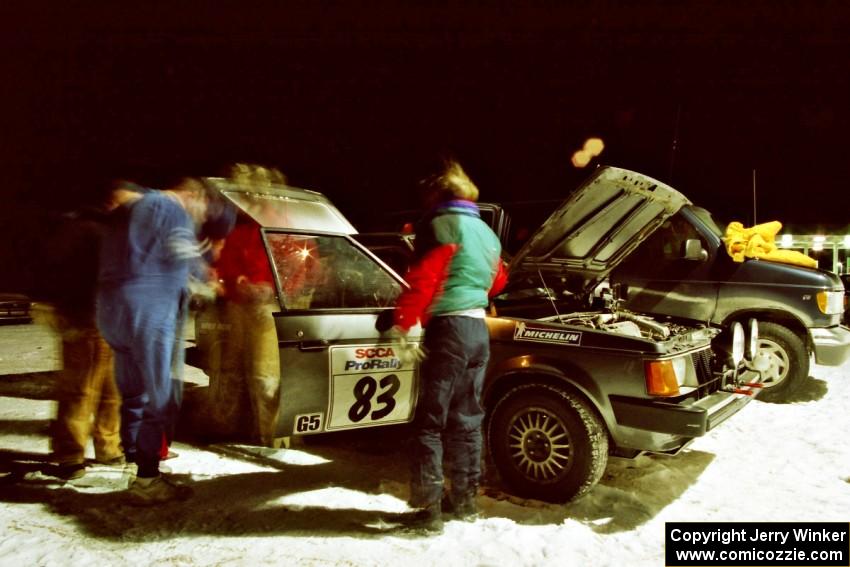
[187,277,219,311]
[388,325,427,366]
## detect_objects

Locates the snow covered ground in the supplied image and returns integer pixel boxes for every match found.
[0,322,848,567]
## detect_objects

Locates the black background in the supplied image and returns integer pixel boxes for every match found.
[2,2,849,288]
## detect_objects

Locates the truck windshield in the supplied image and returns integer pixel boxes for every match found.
[689,206,725,238]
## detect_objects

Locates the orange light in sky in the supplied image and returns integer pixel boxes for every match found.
[571,137,604,168]
[571,150,591,168]
[583,137,604,156]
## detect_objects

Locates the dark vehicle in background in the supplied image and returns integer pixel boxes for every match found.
[192,171,763,503]
[608,202,850,402]
[0,293,32,325]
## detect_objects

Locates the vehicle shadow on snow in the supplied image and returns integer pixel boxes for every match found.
[481,450,716,534]
[0,371,57,400]
[0,442,426,540]
[0,418,51,436]
[767,375,828,404]
[0,436,716,541]
[566,451,715,533]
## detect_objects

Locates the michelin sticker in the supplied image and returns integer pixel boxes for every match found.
[327,345,417,430]
[514,321,582,346]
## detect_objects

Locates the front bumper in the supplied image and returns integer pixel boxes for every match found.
[0,299,32,325]
[610,369,760,439]
[811,325,850,366]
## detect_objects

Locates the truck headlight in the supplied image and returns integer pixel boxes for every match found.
[817,290,845,315]
[731,321,745,365]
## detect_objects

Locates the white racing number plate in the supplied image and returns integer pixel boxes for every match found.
[327,344,417,430]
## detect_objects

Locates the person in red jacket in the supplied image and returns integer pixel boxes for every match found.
[393,160,507,531]
[209,216,281,446]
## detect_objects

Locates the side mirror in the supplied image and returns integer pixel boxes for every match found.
[682,238,708,261]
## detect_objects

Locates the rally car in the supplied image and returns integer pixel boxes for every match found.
[192,167,764,503]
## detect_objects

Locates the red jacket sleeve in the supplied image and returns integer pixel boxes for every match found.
[489,259,508,298]
[393,244,458,332]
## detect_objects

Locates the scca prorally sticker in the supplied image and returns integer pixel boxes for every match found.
[328,344,417,430]
[513,321,582,346]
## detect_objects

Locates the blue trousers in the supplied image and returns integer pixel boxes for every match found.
[410,315,489,507]
[97,283,183,478]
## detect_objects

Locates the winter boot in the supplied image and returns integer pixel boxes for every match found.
[443,491,478,520]
[406,501,443,533]
[126,475,193,505]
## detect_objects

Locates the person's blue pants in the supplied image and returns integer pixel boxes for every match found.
[97,283,183,478]
[410,315,490,507]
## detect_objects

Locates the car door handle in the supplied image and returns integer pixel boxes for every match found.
[299,340,330,351]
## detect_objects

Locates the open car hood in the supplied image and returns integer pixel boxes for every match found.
[508,166,690,293]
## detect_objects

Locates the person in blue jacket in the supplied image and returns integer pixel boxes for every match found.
[96,177,215,504]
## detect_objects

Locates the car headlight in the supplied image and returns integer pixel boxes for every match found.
[746,318,759,360]
[817,290,844,315]
[731,321,745,365]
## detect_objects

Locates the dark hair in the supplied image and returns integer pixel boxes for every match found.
[201,197,238,240]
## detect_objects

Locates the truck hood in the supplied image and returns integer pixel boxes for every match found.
[509,166,690,293]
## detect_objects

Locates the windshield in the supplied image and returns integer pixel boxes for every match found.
[689,206,725,238]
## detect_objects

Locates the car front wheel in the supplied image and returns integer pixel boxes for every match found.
[487,384,608,503]
[755,322,809,403]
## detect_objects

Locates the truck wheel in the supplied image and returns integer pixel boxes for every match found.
[756,322,809,403]
[487,384,608,503]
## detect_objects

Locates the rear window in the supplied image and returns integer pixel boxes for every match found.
[224,191,356,234]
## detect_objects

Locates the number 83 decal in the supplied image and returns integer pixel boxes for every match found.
[348,374,401,422]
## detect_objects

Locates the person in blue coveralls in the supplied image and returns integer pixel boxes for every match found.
[96,177,218,505]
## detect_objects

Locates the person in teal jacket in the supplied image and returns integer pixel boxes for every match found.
[392,159,507,531]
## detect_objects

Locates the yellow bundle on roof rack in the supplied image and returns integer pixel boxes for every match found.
[723,220,818,269]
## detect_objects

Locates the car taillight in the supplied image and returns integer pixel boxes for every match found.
[645,360,681,396]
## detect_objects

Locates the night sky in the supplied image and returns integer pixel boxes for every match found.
[2,2,849,280]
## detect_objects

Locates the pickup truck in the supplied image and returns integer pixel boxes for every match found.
[191,168,763,503]
[607,204,850,402]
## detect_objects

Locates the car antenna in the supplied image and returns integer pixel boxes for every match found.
[668,102,682,182]
[537,268,561,320]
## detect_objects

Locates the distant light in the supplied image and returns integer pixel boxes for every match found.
[814,235,826,242]
[843,235,850,248]
[583,137,605,156]
[571,150,591,168]
[813,242,824,252]
[299,246,311,259]
[780,234,793,247]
